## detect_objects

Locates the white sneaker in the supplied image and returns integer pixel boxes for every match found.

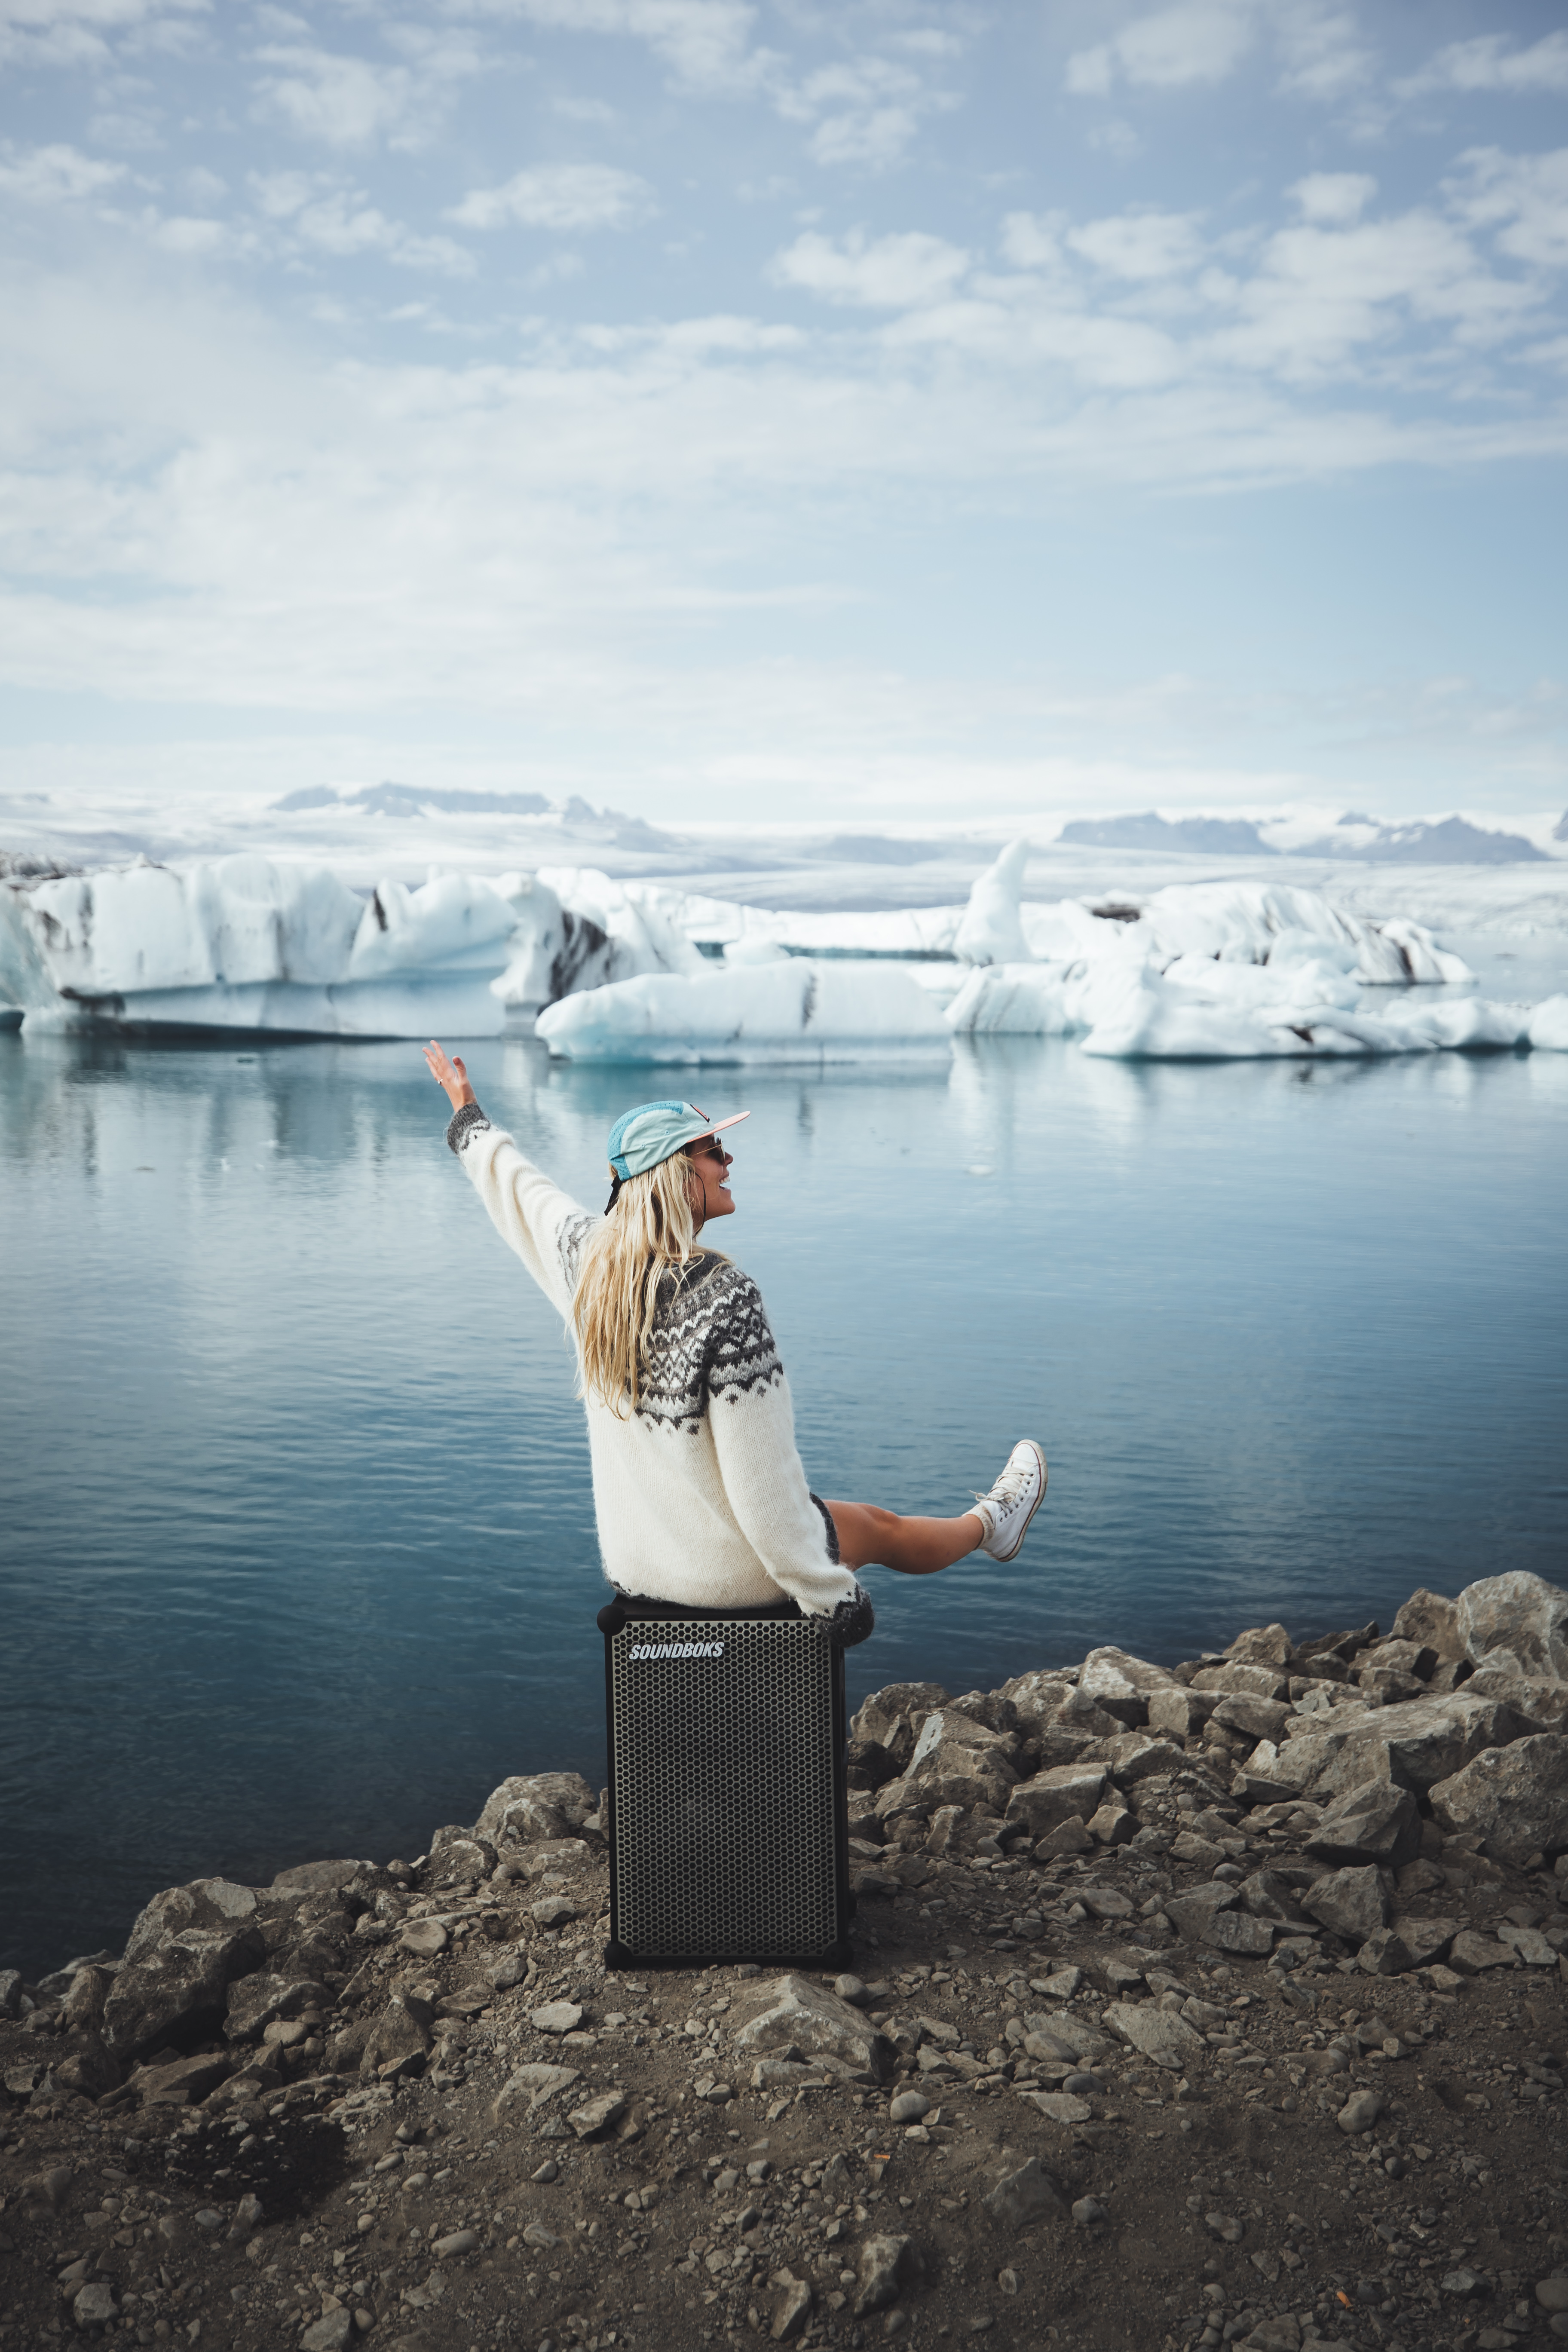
[972,1440,1047,1562]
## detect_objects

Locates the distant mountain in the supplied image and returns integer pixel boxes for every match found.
[813,834,944,864]
[266,782,674,848]
[1554,808,1568,842]
[1058,811,1275,855]
[1303,815,1546,865]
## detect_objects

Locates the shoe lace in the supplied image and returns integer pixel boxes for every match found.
[974,1458,1033,1513]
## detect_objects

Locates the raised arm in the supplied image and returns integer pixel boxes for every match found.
[424,1039,594,1319]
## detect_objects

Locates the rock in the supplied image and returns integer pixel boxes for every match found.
[60,1966,112,2032]
[889,2091,930,2124]
[429,1831,496,1879]
[132,2051,236,2107]
[1305,1781,1422,1869]
[101,1886,266,2060]
[772,2277,815,2340]
[1163,1883,1240,1942]
[301,2315,354,2352]
[1358,1919,1459,1975]
[1077,1883,1135,1920]
[1336,2089,1385,2135]
[1147,1687,1215,1740]
[1446,1930,1516,1974]
[1429,1734,1568,1865]
[1034,1817,1093,1857]
[1019,2091,1093,2122]
[1206,1911,1275,1957]
[1393,1590,1465,1661]
[1103,2003,1206,2070]
[398,1920,449,1958]
[693,2075,734,2103]
[224,1971,330,2042]
[53,2035,123,2098]
[1228,1623,1295,1668]
[472,1771,597,1846]
[1301,1865,1389,1944]
[227,2193,264,2243]
[432,2228,480,2256]
[1104,1733,1190,1786]
[908,1709,1019,1791]
[852,1683,952,1763]
[1537,2281,1568,2314]
[567,2089,628,2138]
[1213,1694,1293,1743]
[72,2283,118,2326]
[530,1898,580,1928]
[21,2163,73,2210]
[983,2156,1067,2234]
[1191,1661,1289,1702]
[1003,1765,1110,1840]
[1087,1799,1134,1845]
[1206,2212,1244,2243]
[1276,1692,1540,1801]
[488,1952,530,1991]
[529,2001,585,2036]
[271,1859,373,1894]
[1498,1923,1557,1965]
[493,2062,581,2119]
[360,1995,432,2082]
[1077,1646,1177,1726]
[732,1973,895,2081]
[0,1969,21,2020]
[1072,2197,1107,2226]
[1457,1571,1568,1683]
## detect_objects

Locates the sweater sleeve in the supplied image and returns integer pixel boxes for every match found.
[445,1100,594,1319]
[704,1277,857,1619]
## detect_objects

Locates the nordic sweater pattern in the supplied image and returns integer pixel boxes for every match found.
[444,1100,854,1618]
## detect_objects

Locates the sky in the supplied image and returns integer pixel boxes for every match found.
[1,0,1566,833]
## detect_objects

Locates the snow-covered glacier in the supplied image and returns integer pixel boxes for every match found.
[0,856,691,1037]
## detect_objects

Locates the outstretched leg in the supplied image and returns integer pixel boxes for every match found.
[823,1501,983,1577]
[824,1442,1048,1577]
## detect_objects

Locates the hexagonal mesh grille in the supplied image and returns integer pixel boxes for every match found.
[609,1616,840,1961]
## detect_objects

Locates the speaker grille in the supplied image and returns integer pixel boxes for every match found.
[609,1615,840,1961]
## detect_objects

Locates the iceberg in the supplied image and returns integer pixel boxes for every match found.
[535,958,953,1064]
[0,855,699,1037]
[1529,994,1568,1051]
[947,952,1533,1060]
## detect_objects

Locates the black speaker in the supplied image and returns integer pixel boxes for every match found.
[597,1592,854,1972]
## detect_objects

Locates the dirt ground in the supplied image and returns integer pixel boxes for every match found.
[3,1788,1566,2352]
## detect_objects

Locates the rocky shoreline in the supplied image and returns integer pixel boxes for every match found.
[3,1572,1566,2352]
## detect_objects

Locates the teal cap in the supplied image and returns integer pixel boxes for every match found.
[606,1098,749,1182]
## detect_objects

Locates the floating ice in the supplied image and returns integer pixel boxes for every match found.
[1017,881,1474,986]
[534,958,952,1064]
[1529,994,1568,1051]
[947,952,1533,1060]
[0,856,625,1036]
[953,839,1032,966]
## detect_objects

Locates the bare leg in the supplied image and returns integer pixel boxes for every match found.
[823,1499,985,1577]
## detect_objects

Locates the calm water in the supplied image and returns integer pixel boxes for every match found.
[3,1027,1566,1977]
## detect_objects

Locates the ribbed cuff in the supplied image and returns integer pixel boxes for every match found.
[446,1100,490,1155]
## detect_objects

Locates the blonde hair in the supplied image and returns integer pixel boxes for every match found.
[571,1151,723,1412]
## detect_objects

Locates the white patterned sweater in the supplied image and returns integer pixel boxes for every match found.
[447,1102,857,1617]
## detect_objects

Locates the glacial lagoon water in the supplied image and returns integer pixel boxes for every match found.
[3,1025,1567,1976]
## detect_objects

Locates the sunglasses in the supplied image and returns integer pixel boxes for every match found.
[690,1139,732,1165]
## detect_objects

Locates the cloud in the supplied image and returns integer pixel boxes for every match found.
[772,48,960,169]
[0,0,207,70]
[1067,208,1205,280]
[769,227,970,308]
[1449,147,1568,273]
[1291,171,1377,226]
[1066,0,1258,95]
[250,38,480,151]
[0,140,128,202]
[1065,0,1371,104]
[450,0,769,98]
[449,162,653,232]
[1402,31,1568,98]
[251,170,478,273]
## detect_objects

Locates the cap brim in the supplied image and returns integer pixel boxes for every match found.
[704,1110,750,1137]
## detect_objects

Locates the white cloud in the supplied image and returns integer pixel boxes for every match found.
[1449,147,1568,273]
[250,170,478,274]
[0,0,206,70]
[769,227,970,308]
[1291,171,1376,226]
[449,162,653,232]
[1066,0,1258,95]
[999,212,1065,270]
[775,50,956,170]
[1402,31,1568,98]
[0,140,128,202]
[1068,208,1205,280]
[451,0,769,98]
[250,39,480,152]
[1273,3,1372,101]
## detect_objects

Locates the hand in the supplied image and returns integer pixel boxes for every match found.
[423,1040,476,1112]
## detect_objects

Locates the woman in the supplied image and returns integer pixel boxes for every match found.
[423,1043,1047,1642]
